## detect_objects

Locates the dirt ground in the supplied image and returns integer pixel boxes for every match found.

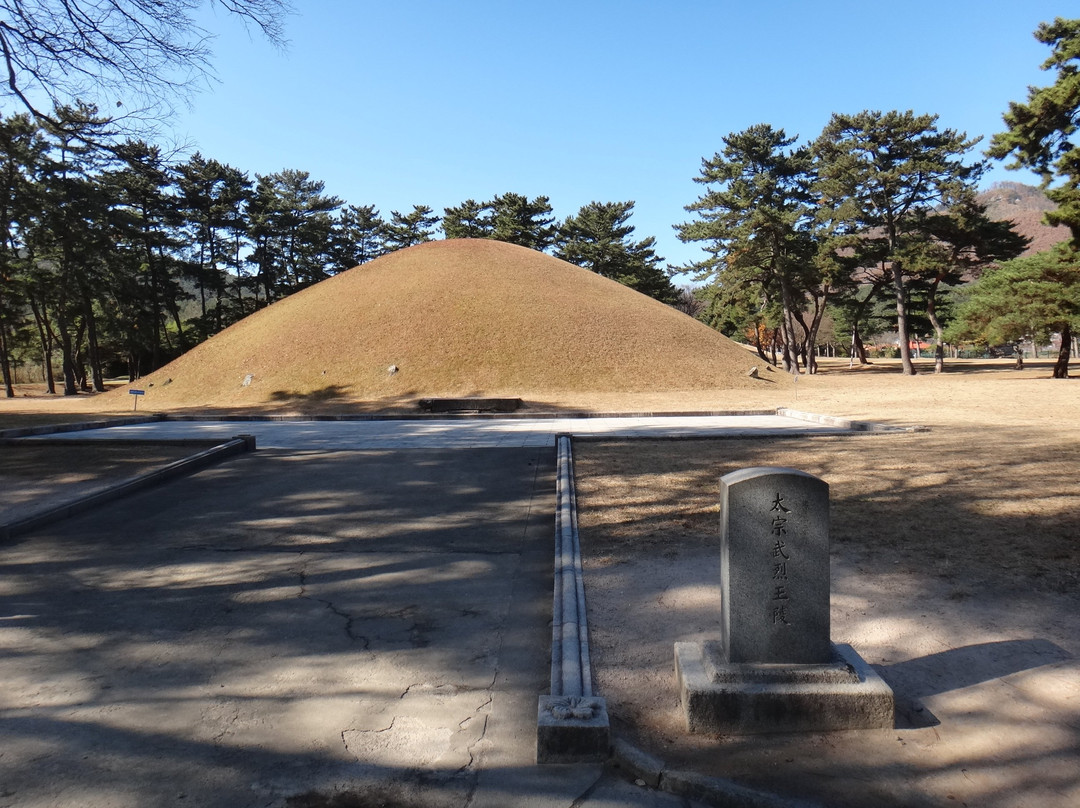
[572,359,1079,808]
[2,356,1078,807]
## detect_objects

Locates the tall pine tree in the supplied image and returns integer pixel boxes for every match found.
[814,110,983,375]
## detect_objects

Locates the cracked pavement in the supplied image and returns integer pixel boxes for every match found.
[2,445,693,807]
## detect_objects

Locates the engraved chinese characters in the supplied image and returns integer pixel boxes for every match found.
[771,493,792,626]
[719,467,831,664]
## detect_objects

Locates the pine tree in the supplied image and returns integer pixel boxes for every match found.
[678,124,823,372]
[988,17,1080,246]
[814,110,983,375]
[176,153,253,335]
[384,205,439,250]
[248,169,341,302]
[489,193,556,251]
[442,199,493,239]
[30,103,117,394]
[109,140,191,373]
[0,113,42,397]
[987,16,1080,377]
[332,204,387,269]
[948,244,1080,377]
[555,200,676,303]
[902,195,1028,372]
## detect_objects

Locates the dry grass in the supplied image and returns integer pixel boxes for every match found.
[23,239,781,415]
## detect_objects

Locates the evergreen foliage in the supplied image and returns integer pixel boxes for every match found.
[442,199,493,239]
[489,193,557,251]
[948,244,1080,377]
[332,204,388,268]
[384,205,440,250]
[442,193,557,251]
[677,124,829,372]
[813,110,985,374]
[555,200,676,304]
[988,17,1080,244]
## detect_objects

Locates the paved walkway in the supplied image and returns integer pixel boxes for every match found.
[29,413,851,449]
[2,415,840,807]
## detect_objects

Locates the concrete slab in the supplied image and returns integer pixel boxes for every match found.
[20,414,852,450]
[0,447,573,807]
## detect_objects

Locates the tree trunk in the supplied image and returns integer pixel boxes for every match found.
[53,279,78,396]
[751,320,768,362]
[0,319,14,398]
[852,325,869,365]
[926,277,946,374]
[58,316,77,395]
[849,279,884,366]
[0,303,15,397]
[72,316,88,391]
[800,288,830,376]
[780,319,797,373]
[29,296,56,394]
[892,263,916,375]
[1053,323,1071,379]
[778,277,800,375]
[81,289,105,392]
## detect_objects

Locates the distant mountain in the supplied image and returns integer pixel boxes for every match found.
[977,181,1070,255]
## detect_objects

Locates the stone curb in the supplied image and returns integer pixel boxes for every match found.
[537,435,610,764]
[157,410,780,422]
[609,738,823,808]
[776,408,928,433]
[0,435,255,542]
[0,414,163,439]
[0,437,230,447]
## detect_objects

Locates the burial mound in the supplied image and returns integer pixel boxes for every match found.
[117,239,776,410]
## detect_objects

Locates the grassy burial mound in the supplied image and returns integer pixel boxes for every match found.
[114,239,780,411]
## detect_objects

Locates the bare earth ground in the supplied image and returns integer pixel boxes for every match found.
[1,357,1078,807]
[572,360,1080,808]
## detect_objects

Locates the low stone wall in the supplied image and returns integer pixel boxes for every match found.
[0,435,255,542]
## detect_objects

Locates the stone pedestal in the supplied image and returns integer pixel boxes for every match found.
[677,467,893,734]
[675,641,894,733]
[536,696,610,764]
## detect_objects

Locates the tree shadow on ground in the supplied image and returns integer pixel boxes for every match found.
[269,384,356,404]
[575,434,1080,808]
[0,446,558,807]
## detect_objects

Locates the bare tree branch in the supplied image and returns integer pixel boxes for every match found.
[0,0,291,130]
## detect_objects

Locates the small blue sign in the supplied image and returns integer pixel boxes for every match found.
[129,389,145,396]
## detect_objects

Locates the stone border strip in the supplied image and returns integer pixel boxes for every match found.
[537,435,610,763]
[609,738,821,807]
[158,409,779,422]
[0,414,163,439]
[0,435,255,542]
[1,409,914,431]
[777,408,929,433]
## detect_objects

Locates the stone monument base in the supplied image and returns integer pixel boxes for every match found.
[675,641,893,734]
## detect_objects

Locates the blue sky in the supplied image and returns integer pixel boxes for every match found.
[175,1,1065,272]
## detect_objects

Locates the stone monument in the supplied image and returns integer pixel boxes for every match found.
[675,467,893,733]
